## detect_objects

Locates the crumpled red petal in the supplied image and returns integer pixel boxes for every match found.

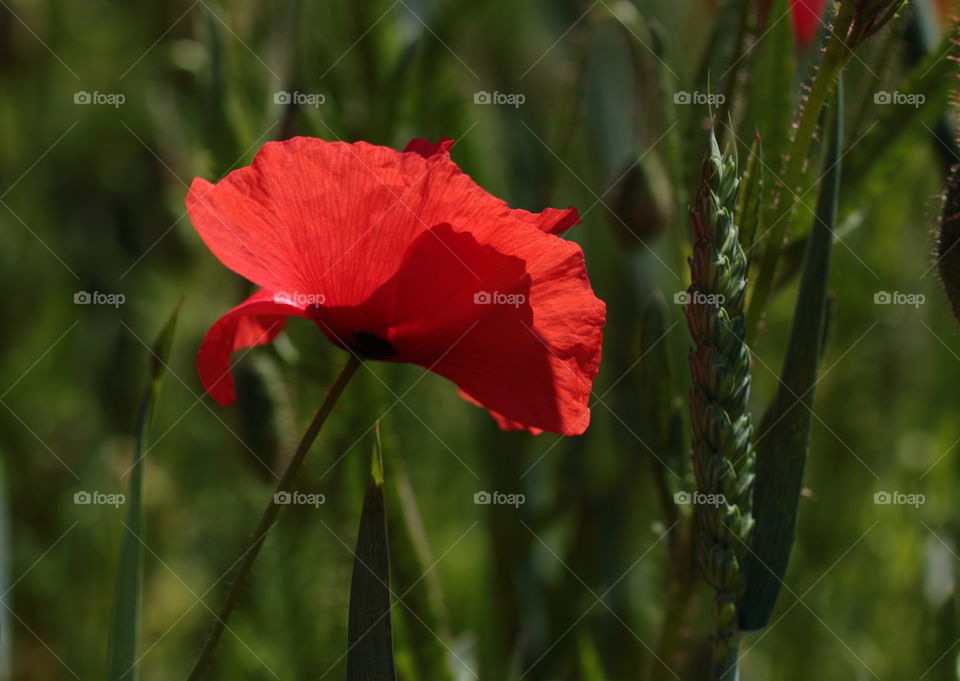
[197,288,314,406]
[187,137,605,434]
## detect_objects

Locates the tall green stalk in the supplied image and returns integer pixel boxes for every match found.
[186,354,362,681]
[685,133,755,680]
[745,0,856,338]
[746,0,907,337]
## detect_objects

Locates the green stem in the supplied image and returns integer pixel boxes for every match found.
[186,353,363,681]
[648,513,697,681]
[745,0,856,339]
[715,634,741,681]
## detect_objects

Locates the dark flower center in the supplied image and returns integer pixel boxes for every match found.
[350,331,397,360]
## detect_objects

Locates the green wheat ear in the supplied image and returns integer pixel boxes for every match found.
[939,164,960,323]
[684,131,755,680]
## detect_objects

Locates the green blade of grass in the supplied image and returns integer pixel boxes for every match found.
[739,78,844,630]
[745,0,856,338]
[346,426,397,681]
[736,133,764,258]
[106,299,182,681]
[387,453,454,681]
[740,0,794,182]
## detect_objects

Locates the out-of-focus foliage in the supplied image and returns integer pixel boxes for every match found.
[0,0,958,679]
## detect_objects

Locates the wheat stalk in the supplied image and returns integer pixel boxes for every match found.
[684,132,755,680]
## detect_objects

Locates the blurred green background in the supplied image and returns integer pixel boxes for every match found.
[1,0,959,679]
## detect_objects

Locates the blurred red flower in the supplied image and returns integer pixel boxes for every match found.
[790,0,826,47]
[187,137,606,435]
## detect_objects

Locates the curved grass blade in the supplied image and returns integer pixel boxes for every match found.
[387,456,454,681]
[346,426,397,681]
[741,0,793,190]
[106,299,182,681]
[736,133,764,258]
[739,79,844,631]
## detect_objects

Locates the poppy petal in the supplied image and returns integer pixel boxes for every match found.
[426,225,603,435]
[433,232,602,435]
[401,137,578,233]
[790,0,825,46]
[198,289,313,406]
[187,138,586,308]
[514,205,581,235]
[402,137,455,158]
[315,222,603,435]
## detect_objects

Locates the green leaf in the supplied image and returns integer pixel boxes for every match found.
[741,0,795,176]
[202,5,241,176]
[386,447,454,681]
[736,133,764,258]
[739,79,844,631]
[106,299,181,681]
[346,426,397,681]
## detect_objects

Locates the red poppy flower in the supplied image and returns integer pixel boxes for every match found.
[187,136,606,435]
[789,0,826,47]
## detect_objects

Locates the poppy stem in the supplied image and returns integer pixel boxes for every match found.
[186,353,363,681]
